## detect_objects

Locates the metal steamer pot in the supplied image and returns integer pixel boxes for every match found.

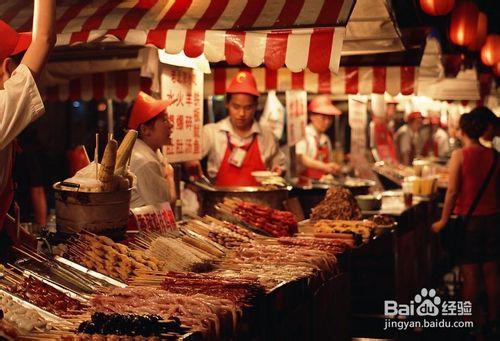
[53,182,131,236]
[192,181,291,218]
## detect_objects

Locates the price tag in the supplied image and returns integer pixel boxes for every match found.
[228,147,247,168]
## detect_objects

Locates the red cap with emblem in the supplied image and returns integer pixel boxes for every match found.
[406,111,423,122]
[0,20,32,63]
[128,91,175,129]
[227,71,260,97]
[308,95,341,115]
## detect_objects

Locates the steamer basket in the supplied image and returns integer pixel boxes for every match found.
[53,182,131,236]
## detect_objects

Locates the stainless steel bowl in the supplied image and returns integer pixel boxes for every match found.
[355,194,382,211]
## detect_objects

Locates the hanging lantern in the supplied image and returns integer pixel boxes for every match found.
[481,35,500,66]
[419,0,455,16]
[449,1,479,46]
[467,12,488,51]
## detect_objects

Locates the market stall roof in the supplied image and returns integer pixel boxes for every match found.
[1,0,355,73]
[205,66,418,96]
[41,69,152,102]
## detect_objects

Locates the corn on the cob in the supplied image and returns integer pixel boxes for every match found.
[115,130,138,175]
[99,139,118,191]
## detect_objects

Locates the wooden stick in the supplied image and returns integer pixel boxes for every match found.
[95,133,99,179]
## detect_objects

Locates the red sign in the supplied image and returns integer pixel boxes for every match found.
[130,202,177,234]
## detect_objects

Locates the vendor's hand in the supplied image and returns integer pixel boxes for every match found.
[183,160,203,179]
[164,162,174,178]
[323,162,341,174]
[271,166,284,176]
[431,219,447,234]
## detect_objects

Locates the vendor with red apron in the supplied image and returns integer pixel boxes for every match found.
[0,2,56,257]
[394,111,425,166]
[296,95,342,180]
[128,92,176,208]
[185,71,285,187]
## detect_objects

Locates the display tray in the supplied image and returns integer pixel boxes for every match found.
[54,256,127,288]
[14,258,105,298]
[0,289,73,327]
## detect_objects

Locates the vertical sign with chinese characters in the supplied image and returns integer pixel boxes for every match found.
[286,90,307,146]
[160,65,203,162]
[348,95,373,179]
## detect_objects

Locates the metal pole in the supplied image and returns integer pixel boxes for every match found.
[173,163,182,221]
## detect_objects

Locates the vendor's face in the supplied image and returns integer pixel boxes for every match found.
[409,118,423,132]
[226,94,257,130]
[142,111,173,147]
[310,113,333,133]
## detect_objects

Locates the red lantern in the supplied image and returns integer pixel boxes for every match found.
[467,12,488,51]
[481,35,500,66]
[449,1,479,46]
[419,0,455,16]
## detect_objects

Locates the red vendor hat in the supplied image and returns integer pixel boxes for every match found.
[308,95,341,115]
[406,111,423,122]
[128,91,175,130]
[227,71,260,97]
[0,20,32,63]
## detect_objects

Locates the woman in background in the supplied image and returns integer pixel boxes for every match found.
[432,113,499,339]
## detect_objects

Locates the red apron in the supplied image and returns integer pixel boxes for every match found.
[215,134,266,187]
[374,120,397,162]
[300,140,330,180]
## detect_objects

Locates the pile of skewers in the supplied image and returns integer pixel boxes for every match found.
[130,231,222,273]
[160,272,265,310]
[0,293,54,333]
[90,286,236,338]
[181,216,257,249]
[210,239,342,290]
[217,198,298,237]
[7,275,83,317]
[64,233,165,283]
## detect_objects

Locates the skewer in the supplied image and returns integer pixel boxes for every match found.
[12,246,46,263]
[95,133,99,179]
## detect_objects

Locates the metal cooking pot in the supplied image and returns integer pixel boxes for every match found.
[342,178,376,196]
[191,181,291,218]
[53,182,131,236]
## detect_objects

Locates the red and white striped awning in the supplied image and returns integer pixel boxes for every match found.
[40,69,152,102]
[205,66,419,96]
[1,0,354,73]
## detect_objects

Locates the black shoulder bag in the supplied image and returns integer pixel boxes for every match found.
[440,149,498,263]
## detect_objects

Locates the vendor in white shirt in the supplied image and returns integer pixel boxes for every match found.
[185,71,285,187]
[296,95,342,180]
[394,111,425,165]
[128,92,176,208]
[0,2,56,235]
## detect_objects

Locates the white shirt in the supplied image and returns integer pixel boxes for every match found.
[295,123,333,160]
[434,128,450,158]
[201,117,286,178]
[129,139,171,208]
[394,124,424,165]
[0,64,44,194]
